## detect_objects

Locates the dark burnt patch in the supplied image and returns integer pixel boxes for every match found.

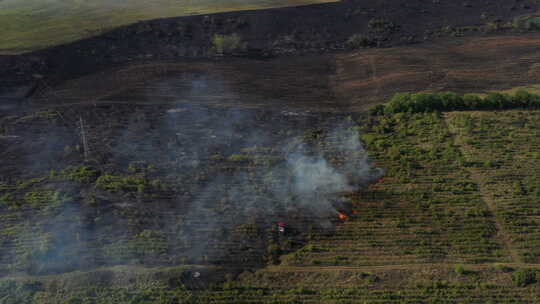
[1,0,539,94]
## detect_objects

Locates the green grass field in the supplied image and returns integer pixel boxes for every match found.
[0,0,337,54]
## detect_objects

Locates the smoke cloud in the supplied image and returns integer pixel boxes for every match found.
[0,74,384,275]
[162,106,384,262]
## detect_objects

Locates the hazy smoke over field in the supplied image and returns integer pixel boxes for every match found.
[108,74,384,263]
[157,101,383,261]
[1,74,383,274]
[284,126,377,215]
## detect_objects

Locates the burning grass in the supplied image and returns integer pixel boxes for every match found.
[2,42,540,300]
[3,104,540,302]
[277,112,510,268]
[0,102,383,276]
[185,108,540,303]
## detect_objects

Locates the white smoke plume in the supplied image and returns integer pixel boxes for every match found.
[0,74,384,274]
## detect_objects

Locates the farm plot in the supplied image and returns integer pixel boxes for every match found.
[197,284,540,303]
[5,264,540,303]
[446,110,540,263]
[278,112,508,267]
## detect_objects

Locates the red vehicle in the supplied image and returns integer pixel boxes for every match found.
[338,212,349,221]
[277,222,286,233]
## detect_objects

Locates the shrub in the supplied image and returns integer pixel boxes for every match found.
[439,92,464,110]
[266,243,281,264]
[512,269,537,287]
[346,34,374,49]
[368,18,400,34]
[527,18,540,31]
[67,166,99,183]
[24,191,56,208]
[95,174,149,193]
[229,154,251,162]
[212,33,246,55]
[463,93,482,109]
[493,263,514,273]
[483,160,496,169]
[484,92,511,109]
[515,16,540,31]
[454,264,467,275]
[302,244,327,253]
[0,193,16,209]
[359,272,380,283]
[369,104,385,115]
[288,287,316,295]
[0,280,42,304]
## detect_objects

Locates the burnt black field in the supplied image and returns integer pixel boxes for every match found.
[2,1,540,303]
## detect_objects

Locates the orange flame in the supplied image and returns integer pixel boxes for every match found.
[338,212,349,221]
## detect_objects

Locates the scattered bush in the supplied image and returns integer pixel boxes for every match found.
[0,280,42,304]
[454,264,467,275]
[66,166,99,183]
[346,34,374,49]
[512,269,537,287]
[0,193,16,209]
[266,242,281,265]
[493,263,514,273]
[368,18,400,34]
[95,174,150,193]
[228,154,251,162]
[527,17,540,31]
[288,287,316,295]
[359,272,380,283]
[303,244,327,253]
[24,190,57,208]
[211,33,246,55]
[483,160,497,169]
[513,16,540,31]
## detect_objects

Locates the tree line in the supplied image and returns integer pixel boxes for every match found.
[371,90,540,115]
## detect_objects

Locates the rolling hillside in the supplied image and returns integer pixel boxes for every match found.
[1,0,540,303]
[0,0,337,54]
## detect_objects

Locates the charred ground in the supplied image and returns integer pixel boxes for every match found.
[1,0,539,95]
[1,0,540,303]
[0,103,375,274]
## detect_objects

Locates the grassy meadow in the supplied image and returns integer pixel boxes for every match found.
[0,0,337,54]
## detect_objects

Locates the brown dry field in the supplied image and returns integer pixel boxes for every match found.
[33,34,540,113]
[334,34,540,111]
